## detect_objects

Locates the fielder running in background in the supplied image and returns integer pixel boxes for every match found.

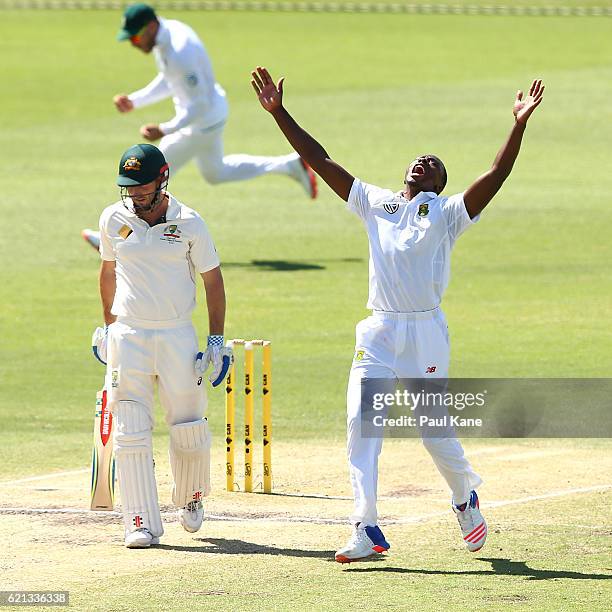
[82,3,316,250]
[92,143,233,548]
[252,66,544,562]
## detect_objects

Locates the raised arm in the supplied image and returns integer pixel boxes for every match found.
[464,79,545,219]
[251,66,354,201]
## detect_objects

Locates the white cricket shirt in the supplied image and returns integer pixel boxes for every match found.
[129,18,228,135]
[347,179,478,313]
[99,194,220,323]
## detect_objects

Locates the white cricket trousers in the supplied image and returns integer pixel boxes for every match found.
[105,318,207,538]
[160,120,295,185]
[105,318,206,426]
[347,309,482,526]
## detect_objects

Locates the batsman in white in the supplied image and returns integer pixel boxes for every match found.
[252,66,544,562]
[91,143,233,548]
[82,3,317,250]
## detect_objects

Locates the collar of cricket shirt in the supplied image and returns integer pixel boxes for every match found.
[155,18,171,50]
[165,194,181,220]
[398,190,437,205]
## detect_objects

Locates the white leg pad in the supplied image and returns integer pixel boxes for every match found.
[169,419,211,507]
[114,401,164,538]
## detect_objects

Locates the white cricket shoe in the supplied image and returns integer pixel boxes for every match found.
[124,528,159,549]
[178,499,204,533]
[288,154,318,199]
[453,490,487,552]
[335,524,390,564]
[81,228,101,252]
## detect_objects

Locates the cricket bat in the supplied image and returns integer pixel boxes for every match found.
[90,389,116,511]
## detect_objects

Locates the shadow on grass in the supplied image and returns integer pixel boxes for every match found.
[222,257,363,272]
[345,557,612,580]
[158,538,336,559]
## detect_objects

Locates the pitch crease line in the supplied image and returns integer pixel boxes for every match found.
[0,469,90,486]
[1,483,609,525]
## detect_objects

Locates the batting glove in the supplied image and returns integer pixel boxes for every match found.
[91,325,108,365]
[195,335,234,387]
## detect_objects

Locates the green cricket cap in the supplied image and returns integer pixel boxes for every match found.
[117,3,157,41]
[117,144,168,186]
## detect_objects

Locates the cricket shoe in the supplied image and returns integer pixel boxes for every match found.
[335,524,390,563]
[288,153,318,199]
[81,228,101,252]
[124,528,160,549]
[178,499,204,533]
[453,490,487,552]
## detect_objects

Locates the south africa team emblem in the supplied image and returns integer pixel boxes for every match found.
[418,203,429,217]
[383,201,399,214]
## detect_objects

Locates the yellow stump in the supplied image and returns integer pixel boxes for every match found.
[225,349,235,492]
[244,342,255,493]
[262,342,272,494]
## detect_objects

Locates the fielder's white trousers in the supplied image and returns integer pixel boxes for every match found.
[347,309,482,526]
[105,318,206,426]
[160,119,295,185]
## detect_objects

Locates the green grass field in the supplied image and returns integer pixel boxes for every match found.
[1,6,611,610]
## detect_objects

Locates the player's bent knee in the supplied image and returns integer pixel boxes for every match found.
[169,418,212,506]
[421,436,444,450]
[198,165,227,185]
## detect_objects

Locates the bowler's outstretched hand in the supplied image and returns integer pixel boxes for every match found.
[513,79,544,125]
[252,66,284,113]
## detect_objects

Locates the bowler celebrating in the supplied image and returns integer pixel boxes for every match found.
[93,143,232,548]
[82,3,316,250]
[252,66,544,562]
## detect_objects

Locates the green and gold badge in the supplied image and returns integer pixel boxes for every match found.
[418,203,429,217]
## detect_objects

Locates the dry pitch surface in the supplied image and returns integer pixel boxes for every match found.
[1,439,610,610]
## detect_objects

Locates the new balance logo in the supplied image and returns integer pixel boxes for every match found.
[383,201,399,214]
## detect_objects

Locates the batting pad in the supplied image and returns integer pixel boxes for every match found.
[169,418,211,507]
[114,401,164,537]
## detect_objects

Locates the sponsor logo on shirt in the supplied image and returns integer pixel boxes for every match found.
[161,224,182,243]
[425,365,437,374]
[118,224,133,240]
[383,201,399,215]
[418,203,430,217]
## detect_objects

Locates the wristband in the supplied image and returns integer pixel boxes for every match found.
[207,334,224,347]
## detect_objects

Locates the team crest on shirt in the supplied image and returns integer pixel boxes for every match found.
[383,201,399,215]
[161,224,182,243]
[185,73,199,87]
[123,157,142,172]
[354,350,366,361]
[418,203,430,217]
